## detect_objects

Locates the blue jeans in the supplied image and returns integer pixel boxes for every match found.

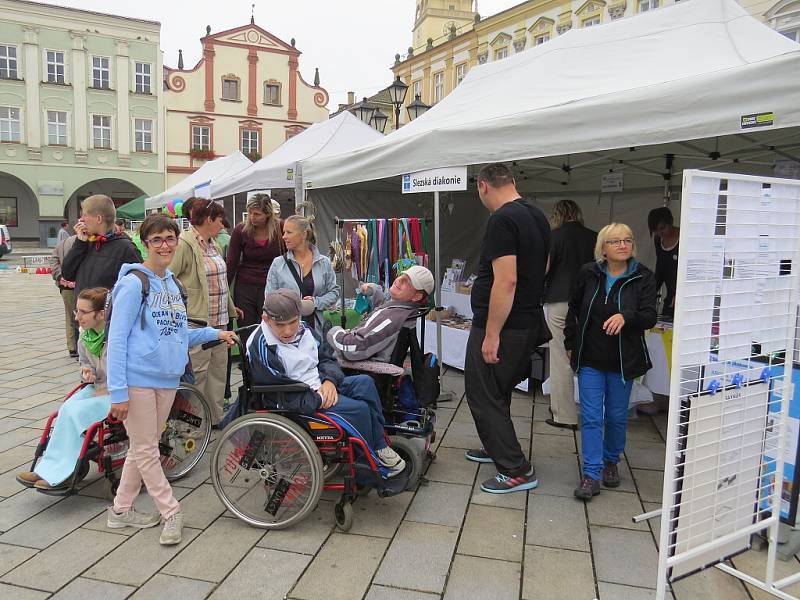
[577,366,633,480]
[326,375,387,451]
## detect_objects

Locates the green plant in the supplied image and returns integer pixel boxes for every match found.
[48,226,57,237]
[244,150,261,162]
[190,148,215,161]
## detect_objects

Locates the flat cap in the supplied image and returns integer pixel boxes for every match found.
[263,288,302,321]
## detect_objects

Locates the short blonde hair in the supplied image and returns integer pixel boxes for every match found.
[595,223,636,261]
[82,194,116,227]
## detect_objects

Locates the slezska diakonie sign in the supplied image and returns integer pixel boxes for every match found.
[402,167,467,194]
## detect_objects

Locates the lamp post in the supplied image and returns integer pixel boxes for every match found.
[351,97,376,126]
[370,108,389,133]
[406,94,431,121]
[387,75,409,130]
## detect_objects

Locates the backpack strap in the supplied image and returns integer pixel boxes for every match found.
[129,270,150,329]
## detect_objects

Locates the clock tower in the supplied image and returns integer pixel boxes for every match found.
[412,0,476,50]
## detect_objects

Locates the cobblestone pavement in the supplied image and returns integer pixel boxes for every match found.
[0,272,797,599]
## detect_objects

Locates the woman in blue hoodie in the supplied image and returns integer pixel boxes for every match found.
[105,214,236,546]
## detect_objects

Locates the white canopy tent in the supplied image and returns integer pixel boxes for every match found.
[210,112,383,199]
[145,151,253,210]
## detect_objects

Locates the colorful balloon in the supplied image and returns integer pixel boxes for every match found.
[166,198,176,217]
[174,201,184,217]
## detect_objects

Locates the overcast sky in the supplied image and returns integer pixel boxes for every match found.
[40,0,520,107]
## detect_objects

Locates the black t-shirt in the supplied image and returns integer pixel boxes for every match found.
[470,198,550,330]
[301,271,315,328]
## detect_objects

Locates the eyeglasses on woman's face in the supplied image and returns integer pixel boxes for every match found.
[145,236,179,248]
[605,238,634,247]
[73,308,98,317]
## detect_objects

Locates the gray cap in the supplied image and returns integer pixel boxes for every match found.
[263,288,301,321]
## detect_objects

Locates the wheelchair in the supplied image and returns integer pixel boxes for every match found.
[28,381,213,498]
[209,324,437,532]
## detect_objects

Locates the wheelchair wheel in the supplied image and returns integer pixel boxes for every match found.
[161,384,212,481]
[210,413,323,529]
[389,436,424,490]
[334,500,353,532]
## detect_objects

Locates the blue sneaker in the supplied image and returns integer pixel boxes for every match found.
[465,448,493,464]
[480,469,538,494]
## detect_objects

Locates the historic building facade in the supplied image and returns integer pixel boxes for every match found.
[0,0,164,242]
[162,20,329,188]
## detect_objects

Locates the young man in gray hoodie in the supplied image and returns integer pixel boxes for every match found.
[327,265,434,363]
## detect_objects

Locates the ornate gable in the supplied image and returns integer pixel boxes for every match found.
[207,24,297,53]
[529,17,555,33]
[490,32,512,47]
[576,0,606,16]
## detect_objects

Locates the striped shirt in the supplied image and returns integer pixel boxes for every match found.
[196,231,229,327]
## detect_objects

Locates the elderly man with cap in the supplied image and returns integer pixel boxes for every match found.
[327,265,434,362]
[246,288,407,477]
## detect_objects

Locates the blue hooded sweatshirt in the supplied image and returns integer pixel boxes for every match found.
[106,263,220,404]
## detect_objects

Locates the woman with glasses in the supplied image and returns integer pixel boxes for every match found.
[564,223,657,500]
[227,194,283,327]
[170,199,243,427]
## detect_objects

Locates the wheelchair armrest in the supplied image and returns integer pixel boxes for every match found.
[251,383,311,394]
[338,359,406,377]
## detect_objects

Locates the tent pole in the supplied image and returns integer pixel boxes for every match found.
[434,190,454,402]
[295,163,304,209]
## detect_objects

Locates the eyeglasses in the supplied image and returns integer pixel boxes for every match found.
[73,308,97,317]
[606,238,634,247]
[145,236,179,248]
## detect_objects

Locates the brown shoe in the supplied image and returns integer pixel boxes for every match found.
[34,479,68,492]
[602,462,620,488]
[16,471,41,488]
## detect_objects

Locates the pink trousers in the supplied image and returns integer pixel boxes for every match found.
[112,387,180,519]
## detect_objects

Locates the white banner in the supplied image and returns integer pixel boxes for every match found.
[402,167,467,194]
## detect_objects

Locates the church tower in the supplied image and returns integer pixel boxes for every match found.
[412,0,476,50]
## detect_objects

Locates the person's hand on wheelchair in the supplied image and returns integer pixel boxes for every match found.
[110,402,129,421]
[217,330,238,346]
[318,380,338,409]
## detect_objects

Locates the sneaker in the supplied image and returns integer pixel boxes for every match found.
[602,462,620,488]
[106,506,161,530]
[480,469,538,494]
[160,511,183,545]
[465,448,493,464]
[574,475,601,500]
[376,446,406,478]
[16,471,41,488]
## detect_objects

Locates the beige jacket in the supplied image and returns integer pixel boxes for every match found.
[169,227,236,325]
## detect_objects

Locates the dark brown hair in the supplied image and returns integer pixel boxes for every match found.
[188,197,226,227]
[477,163,515,188]
[139,214,180,242]
[77,287,108,312]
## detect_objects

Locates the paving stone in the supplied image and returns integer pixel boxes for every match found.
[84,525,202,586]
[730,549,800,600]
[532,433,577,458]
[292,533,389,600]
[257,500,334,554]
[510,397,534,418]
[0,468,28,498]
[586,489,648,532]
[591,526,659,589]
[625,442,666,471]
[533,403,550,422]
[632,468,664,504]
[470,463,528,511]
[626,420,665,444]
[529,455,581,499]
[0,488,63,532]
[0,494,108,548]
[457,504,524,562]
[599,582,673,599]
[177,483,226,529]
[209,547,311,600]
[364,585,440,600]
[162,516,264,582]
[51,577,136,600]
[0,542,37,576]
[128,574,215,600]
[532,420,573,437]
[169,451,211,488]
[8,400,64,420]
[439,420,483,450]
[526,492,590,552]
[405,480,471,527]
[2,527,124,592]
[0,445,36,474]
[0,427,40,453]
[0,582,50,599]
[0,417,35,434]
[670,566,750,599]
[374,521,459,594]
[522,545,595,600]
[347,491,413,538]
[444,554,520,600]
[423,446,479,486]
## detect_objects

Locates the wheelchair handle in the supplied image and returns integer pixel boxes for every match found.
[201,339,224,350]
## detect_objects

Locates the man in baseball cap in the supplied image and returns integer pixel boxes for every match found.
[327,265,434,363]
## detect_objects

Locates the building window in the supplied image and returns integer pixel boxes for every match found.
[455,63,468,86]
[0,107,21,142]
[0,45,18,79]
[264,82,281,105]
[134,62,151,94]
[242,129,259,154]
[638,0,660,11]
[0,197,17,227]
[92,115,111,149]
[535,33,550,45]
[412,80,422,100]
[583,16,601,27]
[222,77,239,101]
[134,118,153,152]
[192,125,210,150]
[92,56,110,89]
[780,27,800,42]
[494,47,508,60]
[46,51,65,84]
[433,71,444,103]
[47,110,67,145]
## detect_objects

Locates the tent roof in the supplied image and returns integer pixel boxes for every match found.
[145,151,253,210]
[116,194,147,220]
[303,0,800,190]
[211,112,383,198]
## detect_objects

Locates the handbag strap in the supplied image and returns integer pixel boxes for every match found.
[283,254,304,293]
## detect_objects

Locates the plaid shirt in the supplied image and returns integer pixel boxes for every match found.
[196,230,229,327]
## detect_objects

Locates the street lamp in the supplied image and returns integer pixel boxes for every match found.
[351,97,376,125]
[406,94,431,121]
[370,108,389,133]
[387,75,409,130]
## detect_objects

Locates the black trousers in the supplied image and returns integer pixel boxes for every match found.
[234,280,267,328]
[465,325,538,477]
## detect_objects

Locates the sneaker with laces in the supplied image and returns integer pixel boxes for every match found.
[376,446,406,478]
[602,462,620,488]
[107,506,161,530]
[574,475,601,500]
[480,469,538,494]
[464,448,493,464]
[160,511,183,545]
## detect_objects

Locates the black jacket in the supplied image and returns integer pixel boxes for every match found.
[543,221,597,304]
[564,261,657,381]
[247,326,344,414]
[61,235,141,300]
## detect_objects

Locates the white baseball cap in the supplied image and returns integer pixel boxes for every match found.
[271,199,281,215]
[403,265,435,295]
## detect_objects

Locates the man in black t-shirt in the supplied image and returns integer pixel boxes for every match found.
[465,163,551,494]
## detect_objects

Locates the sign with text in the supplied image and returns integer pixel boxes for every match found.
[402,167,467,194]
[601,172,624,193]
